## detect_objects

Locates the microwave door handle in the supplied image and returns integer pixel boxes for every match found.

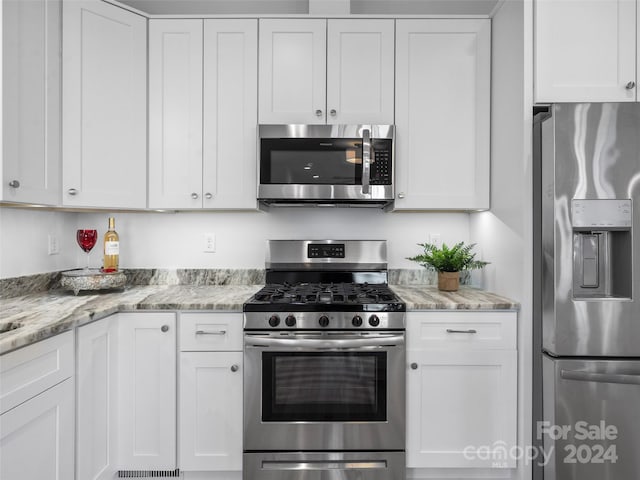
[362,128,371,195]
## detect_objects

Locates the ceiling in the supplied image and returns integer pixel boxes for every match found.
[112,0,502,16]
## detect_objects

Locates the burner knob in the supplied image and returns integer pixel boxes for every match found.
[352,315,363,327]
[268,315,280,327]
[285,315,296,327]
[368,315,380,327]
[318,315,330,327]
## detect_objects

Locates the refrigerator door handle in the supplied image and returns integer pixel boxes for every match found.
[561,369,640,386]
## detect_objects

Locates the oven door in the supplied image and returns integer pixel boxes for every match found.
[258,124,394,203]
[244,331,405,451]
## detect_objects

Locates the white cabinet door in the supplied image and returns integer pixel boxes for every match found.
[395,20,490,210]
[406,349,517,468]
[0,379,74,480]
[117,313,176,471]
[179,352,243,471]
[259,19,327,124]
[62,0,147,208]
[326,19,395,124]
[203,20,258,209]
[535,0,636,103]
[149,20,204,209]
[77,316,118,480]
[2,0,60,205]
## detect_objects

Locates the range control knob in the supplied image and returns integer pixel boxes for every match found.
[318,315,330,327]
[352,315,363,327]
[285,315,296,327]
[268,315,280,327]
[368,315,380,327]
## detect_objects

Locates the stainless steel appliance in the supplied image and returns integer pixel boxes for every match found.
[243,240,406,480]
[258,125,394,207]
[533,103,640,480]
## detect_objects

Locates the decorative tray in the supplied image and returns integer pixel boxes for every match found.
[60,269,127,295]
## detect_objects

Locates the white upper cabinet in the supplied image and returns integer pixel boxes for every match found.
[535,0,637,103]
[259,18,394,124]
[62,0,147,208]
[2,0,61,205]
[326,20,395,124]
[394,19,490,210]
[203,19,258,209]
[148,20,204,209]
[148,19,258,209]
[259,19,327,124]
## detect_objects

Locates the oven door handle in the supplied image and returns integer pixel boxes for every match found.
[244,334,404,349]
[262,460,387,471]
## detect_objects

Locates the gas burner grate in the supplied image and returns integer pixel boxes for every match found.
[252,282,400,306]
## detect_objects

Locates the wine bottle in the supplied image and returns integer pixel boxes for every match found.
[103,217,119,272]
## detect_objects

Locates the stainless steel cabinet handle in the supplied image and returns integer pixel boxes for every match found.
[195,330,226,335]
[446,329,477,334]
[204,192,212,199]
[361,128,371,195]
[8,180,20,188]
[330,109,337,116]
[561,369,640,386]
[410,363,418,370]
[230,364,239,372]
[397,192,405,199]
[191,192,199,199]
[315,109,323,117]
[262,460,386,471]
[626,81,636,90]
[161,325,169,332]
[68,188,78,196]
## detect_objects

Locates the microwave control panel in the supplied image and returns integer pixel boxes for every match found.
[370,142,392,185]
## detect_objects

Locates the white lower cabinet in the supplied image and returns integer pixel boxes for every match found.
[0,331,75,480]
[406,311,517,469]
[77,315,119,480]
[179,313,243,473]
[117,312,177,471]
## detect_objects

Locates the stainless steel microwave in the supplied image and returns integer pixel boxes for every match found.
[258,124,395,207]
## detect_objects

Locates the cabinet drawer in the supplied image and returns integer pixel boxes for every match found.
[0,331,74,414]
[407,311,516,350]
[179,313,243,351]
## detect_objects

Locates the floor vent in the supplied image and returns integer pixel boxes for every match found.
[117,470,180,478]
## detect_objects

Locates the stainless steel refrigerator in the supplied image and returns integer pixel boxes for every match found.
[533,103,640,480]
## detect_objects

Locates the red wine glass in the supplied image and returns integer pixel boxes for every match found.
[76,229,98,271]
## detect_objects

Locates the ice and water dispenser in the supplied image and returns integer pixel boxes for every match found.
[572,199,633,299]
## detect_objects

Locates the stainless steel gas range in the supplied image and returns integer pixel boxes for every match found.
[243,240,406,480]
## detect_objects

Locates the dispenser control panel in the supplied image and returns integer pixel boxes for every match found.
[572,199,632,229]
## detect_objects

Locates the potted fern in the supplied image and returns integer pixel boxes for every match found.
[407,242,489,291]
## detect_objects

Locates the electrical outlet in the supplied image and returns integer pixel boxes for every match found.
[429,233,442,247]
[203,233,216,253]
[48,234,60,255]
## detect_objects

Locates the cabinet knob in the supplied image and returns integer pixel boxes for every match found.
[397,192,405,199]
[205,192,212,200]
[68,188,78,196]
[161,325,170,332]
[8,180,20,188]
[230,364,239,372]
[191,192,199,200]
[410,363,418,370]
[330,109,337,116]
[626,81,636,90]
[315,109,323,117]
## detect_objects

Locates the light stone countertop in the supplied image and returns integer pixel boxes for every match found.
[0,284,518,355]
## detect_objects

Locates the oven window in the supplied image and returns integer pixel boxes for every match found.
[262,352,387,422]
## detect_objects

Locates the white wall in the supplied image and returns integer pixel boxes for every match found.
[0,207,78,277]
[0,206,470,277]
[469,1,533,480]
